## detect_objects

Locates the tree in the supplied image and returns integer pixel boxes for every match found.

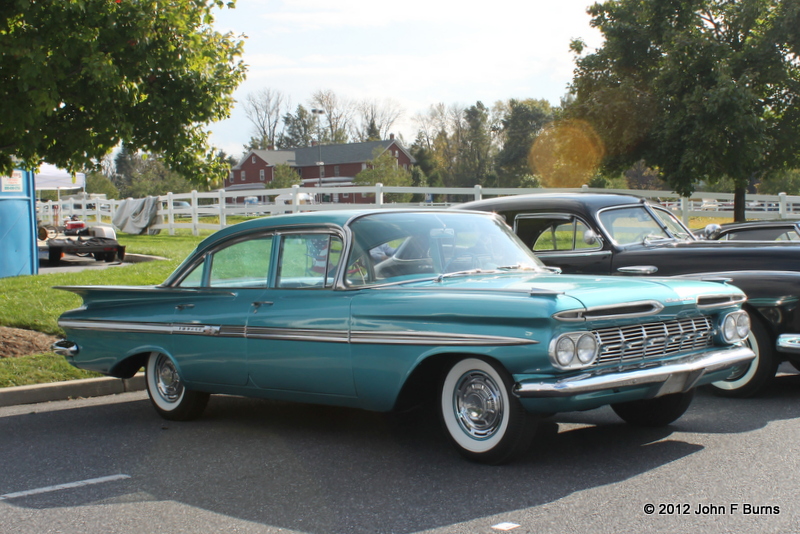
[494,99,554,187]
[568,0,800,221]
[85,171,120,199]
[354,148,412,202]
[452,101,495,187]
[352,98,404,142]
[311,90,352,144]
[242,88,286,150]
[268,164,303,189]
[0,0,246,184]
[114,149,194,198]
[278,105,317,148]
[756,169,800,195]
[529,119,605,188]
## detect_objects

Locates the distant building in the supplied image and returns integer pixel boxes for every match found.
[226,137,415,203]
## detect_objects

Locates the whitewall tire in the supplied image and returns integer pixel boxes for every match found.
[439,357,537,464]
[145,352,209,421]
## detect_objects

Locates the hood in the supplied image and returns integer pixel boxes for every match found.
[396,272,743,313]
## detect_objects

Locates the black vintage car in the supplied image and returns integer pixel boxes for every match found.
[461,192,800,397]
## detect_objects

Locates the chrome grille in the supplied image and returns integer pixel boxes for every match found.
[593,316,714,365]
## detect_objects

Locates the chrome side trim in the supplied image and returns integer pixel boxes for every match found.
[59,320,174,334]
[349,331,538,346]
[553,300,665,321]
[514,345,755,398]
[247,327,349,343]
[58,319,537,346]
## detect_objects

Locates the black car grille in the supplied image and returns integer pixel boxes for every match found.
[593,316,714,365]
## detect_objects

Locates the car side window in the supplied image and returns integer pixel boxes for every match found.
[276,233,343,289]
[517,216,600,252]
[209,237,274,288]
[177,236,274,288]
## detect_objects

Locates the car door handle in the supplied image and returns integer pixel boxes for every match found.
[175,304,195,310]
[252,301,274,312]
[617,265,658,275]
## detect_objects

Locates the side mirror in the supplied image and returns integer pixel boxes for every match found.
[583,229,599,245]
[703,224,721,240]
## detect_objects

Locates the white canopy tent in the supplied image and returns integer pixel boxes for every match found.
[34,163,85,194]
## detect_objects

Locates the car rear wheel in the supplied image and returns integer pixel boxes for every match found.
[439,357,537,465]
[145,352,209,421]
[611,390,694,427]
[707,316,777,398]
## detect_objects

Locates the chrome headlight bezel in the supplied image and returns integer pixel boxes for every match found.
[550,332,599,370]
[720,311,751,344]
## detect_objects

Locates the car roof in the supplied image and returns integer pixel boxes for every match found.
[194,208,497,251]
[459,192,652,216]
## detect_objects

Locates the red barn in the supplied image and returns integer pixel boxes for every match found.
[227,137,415,203]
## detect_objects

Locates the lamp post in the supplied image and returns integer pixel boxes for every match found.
[311,108,325,201]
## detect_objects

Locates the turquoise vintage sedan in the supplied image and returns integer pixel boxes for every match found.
[53,210,754,464]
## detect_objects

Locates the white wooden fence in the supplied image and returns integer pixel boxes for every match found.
[36,184,800,236]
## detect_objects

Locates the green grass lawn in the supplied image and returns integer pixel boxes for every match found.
[0,231,208,387]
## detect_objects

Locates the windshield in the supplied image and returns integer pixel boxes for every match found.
[344,211,545,286]
[598,205,694,245]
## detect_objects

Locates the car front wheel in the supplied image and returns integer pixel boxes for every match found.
[707,316,778,398]
[145,352,209,421]
[439,357,537,464]
[611,389,695,427]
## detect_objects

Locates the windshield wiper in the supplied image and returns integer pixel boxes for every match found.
[496,264,540,271]
[434,269,504,282]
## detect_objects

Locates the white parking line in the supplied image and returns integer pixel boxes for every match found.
[0,474,130,501]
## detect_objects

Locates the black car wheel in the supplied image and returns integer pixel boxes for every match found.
[439,357,537,464]
[146,352,209,421]
[611,390,694,427]
[707,316,778,398]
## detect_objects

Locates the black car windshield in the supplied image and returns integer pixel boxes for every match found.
[598,205,695,245]
[345,211,545,286]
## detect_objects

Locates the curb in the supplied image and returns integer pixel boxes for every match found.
[0,373,146,408]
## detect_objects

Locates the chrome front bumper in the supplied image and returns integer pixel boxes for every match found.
[514,346,755,398]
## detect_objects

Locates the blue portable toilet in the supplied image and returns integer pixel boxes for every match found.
[0,169,38,278]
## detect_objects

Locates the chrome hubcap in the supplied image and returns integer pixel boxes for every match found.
[454,370,503,439]
[155,355,183,403]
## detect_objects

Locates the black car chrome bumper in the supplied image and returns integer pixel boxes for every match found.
[777,334,800,354]
[514,346,755,398]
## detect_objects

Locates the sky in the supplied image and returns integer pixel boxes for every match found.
[209,0,604,158]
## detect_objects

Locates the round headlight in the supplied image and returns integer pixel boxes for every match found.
[576,334,597,364]
[723,315,737,342]
[556,337,575,366]
[736,313,750,339]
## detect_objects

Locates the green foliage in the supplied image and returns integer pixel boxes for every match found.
[85,171,120,199]
[278,105,316,148]
[758,169,800,195]
[453,101,495,187]
[355,148,413,202]
[0,0,246,184]
[568,0,800,216]
[114,149,196,197]
[269,163,303,189]
[495,99,555,187]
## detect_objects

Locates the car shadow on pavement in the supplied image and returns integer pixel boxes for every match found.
[3,378,800,534]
